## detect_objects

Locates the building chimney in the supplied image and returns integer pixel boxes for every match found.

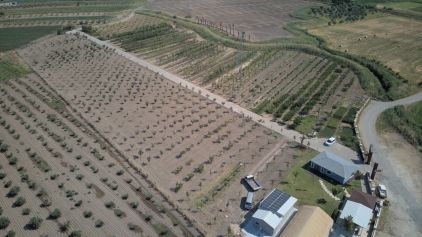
[371,162,378,180]
[366,144,373,164]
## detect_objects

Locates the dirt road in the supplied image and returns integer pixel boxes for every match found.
[358,92,422,237]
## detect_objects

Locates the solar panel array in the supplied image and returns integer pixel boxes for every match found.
[261,189,291,213]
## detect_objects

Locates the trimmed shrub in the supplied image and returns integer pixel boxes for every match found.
[83,211,92,218]
[28,216,43,229]
[95,219,104,227]
[0,217,10,229]
[22,208,31,215]
[14,196,26,206]
[50,208,61,219]
[70,230,82,237]
[7,186,20,197]
[6,230,15,237]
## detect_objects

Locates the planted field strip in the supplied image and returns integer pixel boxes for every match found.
[309,16,422,85]
[0,1,133,9]
[108,21,254,86]
[19,33,282,234]
[0,5,133,16]
[0,60,32,82]
[0,78,193,236]
[0,12,110,19]
[235,53,329,110]
[0,16,111,28]
[0,26,59,52]
[142,0,319,41]
[97,14,165,37]
[213,45,347,122]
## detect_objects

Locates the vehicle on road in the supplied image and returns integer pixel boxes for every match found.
[244,175,261,191]
[324,137,336,146]
[377,184,388,198]
[245,192,254,210]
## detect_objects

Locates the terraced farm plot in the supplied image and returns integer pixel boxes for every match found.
[18,34,289,235]
[0,76,197,236]
[211,48,359,125]
[141,0,321,41]
[96,14,165,37]
[309,16,422,86]
[106,20,256,86]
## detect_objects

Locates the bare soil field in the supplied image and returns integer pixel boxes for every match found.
[98,17,363,128]
[309,16,422,88]
[141,0,321,41]
[0,75,197,236]
[14,34,301,235]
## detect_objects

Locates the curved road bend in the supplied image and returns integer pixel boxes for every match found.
[359,91,422,233]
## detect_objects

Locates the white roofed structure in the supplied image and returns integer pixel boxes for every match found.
[339,200,373,228]
[242,189,297,237]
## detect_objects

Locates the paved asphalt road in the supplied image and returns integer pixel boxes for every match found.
[359,92,422,235]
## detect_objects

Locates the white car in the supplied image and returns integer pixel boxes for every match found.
[324,137,336,146]
[377,184,387,198]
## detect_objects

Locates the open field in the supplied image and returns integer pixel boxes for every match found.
[378,1,422,12]
[0,73,199,236]
[309,16,422,89]
[14,33,301,235]
[140,0,321,41]
[0,26,60,52]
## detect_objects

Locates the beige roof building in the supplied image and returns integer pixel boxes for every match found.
[280,205,333,237]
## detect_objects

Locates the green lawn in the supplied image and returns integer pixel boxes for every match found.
[318,127,335,138]
[0,26,59,52]
[0,60,32,82]
[279,149,362,218]
[279,150,345,218]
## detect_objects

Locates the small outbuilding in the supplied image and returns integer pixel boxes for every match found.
[241,189,297,237]
[280,205,333,237]
[310,151,358,184]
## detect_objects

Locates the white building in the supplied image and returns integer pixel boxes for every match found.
[242,189,297,237]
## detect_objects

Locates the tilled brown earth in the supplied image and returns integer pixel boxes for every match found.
[141,0,321,41]
[13,34,300,235]
[0,77,195,236]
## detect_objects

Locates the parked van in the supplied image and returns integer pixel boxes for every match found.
[245,192,253,210]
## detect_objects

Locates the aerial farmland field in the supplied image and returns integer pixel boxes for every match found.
[309,16,422,89]
[140,0,321,41]
[0,73,199,236]
[1,0,422,236]
[5,33,309,235]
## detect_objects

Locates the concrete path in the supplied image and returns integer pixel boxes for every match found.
[358,92,422,235]
[319,180,341,201]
